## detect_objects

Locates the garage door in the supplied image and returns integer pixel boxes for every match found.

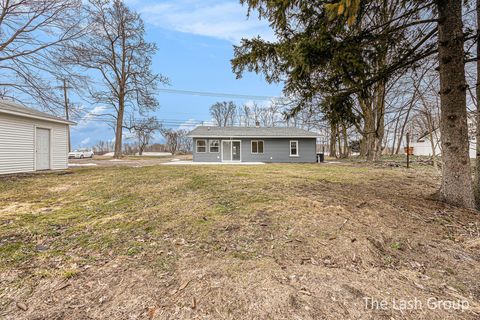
[36,128,50,170]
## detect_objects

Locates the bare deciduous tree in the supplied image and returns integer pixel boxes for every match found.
[127,117,161,156]
[93,140,114,154]
[258,103,281,127]
[0,0,85,112]
[210,101,237,126]
[161,128,180,155]
[241,104,251,126]
[178,129,192,153]
[62,0,168,158]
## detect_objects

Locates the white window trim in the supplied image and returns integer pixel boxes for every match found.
[290,140,299,157]
[221,140,242,162]
[251,140,264,154]
[196,139,207,153]
[209,139,220,153]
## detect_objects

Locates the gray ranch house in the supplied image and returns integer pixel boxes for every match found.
[188,126,319,163]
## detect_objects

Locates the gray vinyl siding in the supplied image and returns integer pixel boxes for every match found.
[193,137,316,163]
[193,138,222,162]
[0,113,69,174]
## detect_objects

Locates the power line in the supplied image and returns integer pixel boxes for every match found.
[74,118,210,127]
[158,88,283,101]
[81,118,206,123]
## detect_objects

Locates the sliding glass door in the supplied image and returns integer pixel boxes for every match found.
[232,141,240,161]
[222,141,232,161]
[222,140,241,162]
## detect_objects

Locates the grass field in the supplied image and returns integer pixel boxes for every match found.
[0,162,479,319]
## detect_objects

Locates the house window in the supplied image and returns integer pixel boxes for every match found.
[251,140,264,154]
[196,139,206,153]
[290,140,299,156]
[209,140,219,153]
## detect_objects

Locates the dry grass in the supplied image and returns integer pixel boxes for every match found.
[0,163,479,319]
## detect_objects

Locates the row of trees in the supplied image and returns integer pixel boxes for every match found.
[232,0,479,209]
[209,100,327,129]
[93,128,192,155]
[208,78,445,161]
[4,0,479,209]
[0,0,166,159]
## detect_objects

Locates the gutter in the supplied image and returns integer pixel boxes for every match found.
[187,135,320,138]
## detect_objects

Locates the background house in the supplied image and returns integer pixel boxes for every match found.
[409,127,476,158]
[188,126,318,163]
[0,100,74,174]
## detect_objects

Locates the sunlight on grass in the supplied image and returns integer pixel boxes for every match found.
[0,163,406,271]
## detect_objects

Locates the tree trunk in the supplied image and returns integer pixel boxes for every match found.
[374,80,386,160]
[474,0,480,208]
[391,112,401,155]
[426,110,438,170]
[364,110,376,161]
[337,124,343,158]
[342,123,348,157]
[359,137,366,157]
[395,97,415,155]
[437,0,475,209]
[329,123,337,157]
[358,96,377,161]
[114,94,125,159]
[395,125,405,155]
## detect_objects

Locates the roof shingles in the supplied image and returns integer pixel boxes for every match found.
[188,126,319,138]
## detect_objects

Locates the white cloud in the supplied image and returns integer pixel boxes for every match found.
[74,105,111,129]
[80,137,91,145]
[138,0,275,43]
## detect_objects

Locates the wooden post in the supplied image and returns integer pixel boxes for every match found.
[406,132,410,169]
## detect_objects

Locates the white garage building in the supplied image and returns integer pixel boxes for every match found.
[0,100,74,175]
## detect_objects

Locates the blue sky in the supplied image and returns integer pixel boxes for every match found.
[71,0,283,149]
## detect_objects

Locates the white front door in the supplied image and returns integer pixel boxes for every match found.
[36,128,51,170]
[221,140,241,162]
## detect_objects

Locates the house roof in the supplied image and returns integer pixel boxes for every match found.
[0,99,75,125]
[188,126,319,138]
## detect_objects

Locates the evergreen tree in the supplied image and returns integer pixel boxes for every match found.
[232,0,476,209]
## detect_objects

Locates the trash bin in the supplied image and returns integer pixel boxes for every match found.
[317,153,324,163]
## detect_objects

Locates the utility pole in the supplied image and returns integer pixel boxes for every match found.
[63,79,71,152]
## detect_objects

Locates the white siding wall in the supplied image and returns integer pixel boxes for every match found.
[410,140,476,158]
[0,113,69,174]
[51,123,68,169]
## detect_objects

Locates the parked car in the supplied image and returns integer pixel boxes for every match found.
[68,149,94,159]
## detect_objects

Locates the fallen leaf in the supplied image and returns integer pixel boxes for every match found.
[16,301,28,311]
[147,307,156,319]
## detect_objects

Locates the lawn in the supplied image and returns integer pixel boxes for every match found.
[0,163,479,319]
